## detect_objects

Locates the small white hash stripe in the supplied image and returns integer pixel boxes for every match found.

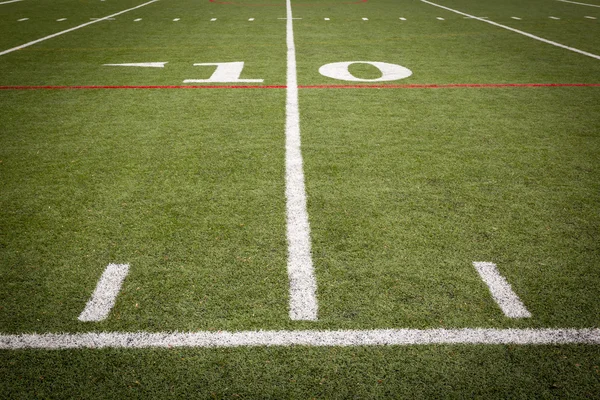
[473,262,531,318]
[78,264,129,322]
[1,329,599,349]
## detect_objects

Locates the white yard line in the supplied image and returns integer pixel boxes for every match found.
[0,0,23,5]
[78,264,130,322]
[557,0,600,7]
[473,262,531,318]
[420,0,600,60]
[0,0,160,57]
[1,328,599,349]
[285,0,318,321]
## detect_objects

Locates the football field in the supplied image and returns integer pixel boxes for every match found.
[1,0,599,397]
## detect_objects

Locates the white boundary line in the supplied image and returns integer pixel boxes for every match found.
[0,0,23,4]
[420,0,600,60]
[473,262,532,318]
[78,264,130,322]
[0,0,160,57]
[557,0,600,7]
[285,0,318,321]
[1,329,599,349]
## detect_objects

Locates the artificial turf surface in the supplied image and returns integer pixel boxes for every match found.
[1,0,599,397]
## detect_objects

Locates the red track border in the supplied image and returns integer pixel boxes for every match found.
[0,83,599,90]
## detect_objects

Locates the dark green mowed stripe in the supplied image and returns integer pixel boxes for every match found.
[0,89,290,333]
[301,87,600,329]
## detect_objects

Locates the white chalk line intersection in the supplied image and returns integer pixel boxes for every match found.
[78,264,130,322]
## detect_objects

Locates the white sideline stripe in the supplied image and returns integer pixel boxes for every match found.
[420,0,600,60]
[0,0,23,4]
[1,329,599,349]
[0,0,160,57]
[473,262,532,319]
[78,264,130,322]
[285,0,318,321]
[558,0,600,7]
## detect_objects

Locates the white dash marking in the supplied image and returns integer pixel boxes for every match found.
[57,18,67,22]
[557,0,600,7]
[248,17,255,21]
[399,17,406,20]
[511,16,522,20]
[421,0,600,60]
[285,0,318,321]
[324,17,330,20]
[210,18,217,21]
[473,262,532,319]
[362,17,369,20]
[549,16,561,19]
[1,329,599,349]
[0,0,23,4]
[18,17,29,21]
[437,17,445,20]
[0,0,160,57]
[78,264,130,322]
[585,15,597,18]
[173,18,180,21]
[104,62,167,68]
[134,18,142,21]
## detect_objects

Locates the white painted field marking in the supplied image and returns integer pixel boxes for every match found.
[558,0,600,7]
[248,18,255,21]
[324,17,330,20]
[399,17,406,20]
[421,0,600,60]
[134,18,142,21]
[210,18,217,21]
[0,0,23,5]
[585,15,597,18]
[0,0,160,58]
[464,16,488,19]
[90,17,115,20]
[104,62,167,68]
[1,329,599,349]
[285,0,318,321]
[511,16,522,20]
[319,61,412,82]
[549,16,561,19]
[362,17,369,20]
[57,18,67,21]
[18,17,28,21]
[173,18,180,21]
[78,264,130,322]
[184,62,263,83]
[436,17,445,20]
[473,262,531,319]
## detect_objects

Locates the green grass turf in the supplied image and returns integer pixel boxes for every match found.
[1,0,599,397]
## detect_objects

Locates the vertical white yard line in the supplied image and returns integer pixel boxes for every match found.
[473,262,532,318]
[420,0,600,60]
[0,0,160,57]
[78,264,130,322]
[285,0,318,321]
